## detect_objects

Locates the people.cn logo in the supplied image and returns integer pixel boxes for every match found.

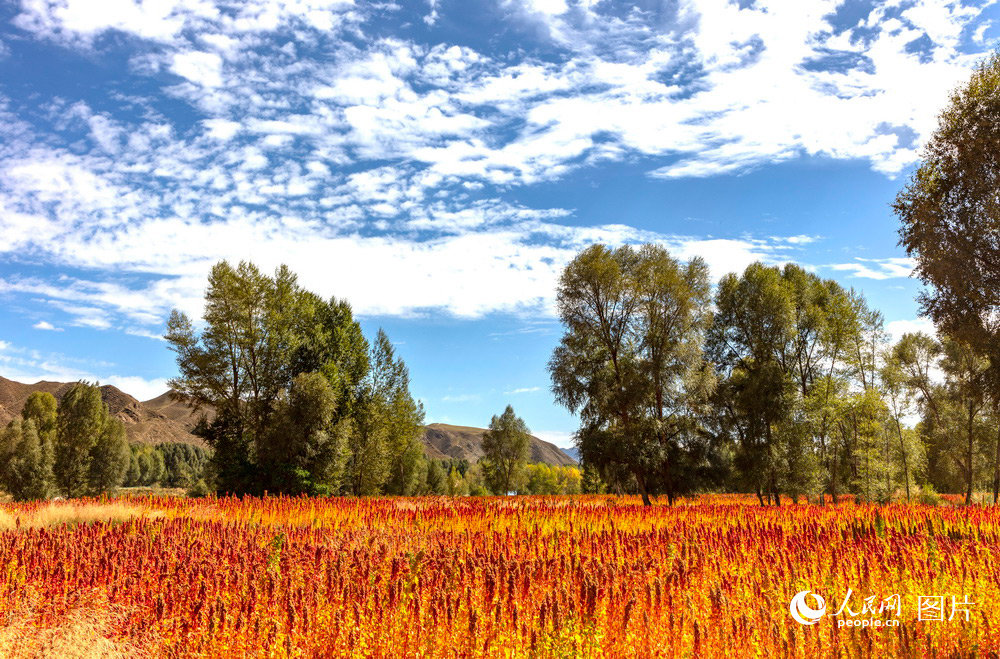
[789,590,827,625]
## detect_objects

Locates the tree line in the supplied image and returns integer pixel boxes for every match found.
[550,54,1000,506]
[123,442,211,491]
[548,245,1000,506]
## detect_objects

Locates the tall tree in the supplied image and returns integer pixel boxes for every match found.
[549,244,713,505]
[55,383,107,498]
[53,383,128,498]
[708,262,797,505]
[88,416,130,496]
[481,405,531,495]
[348,329,425,496]
[894,53,1000,504]
[166,260,382,495]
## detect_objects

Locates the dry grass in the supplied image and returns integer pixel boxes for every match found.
[0,503,155,531]
[0,591,154,659]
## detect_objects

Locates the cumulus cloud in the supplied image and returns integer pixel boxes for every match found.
[32,320,62,331]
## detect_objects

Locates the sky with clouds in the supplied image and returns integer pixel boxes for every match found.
[0,0,996,447]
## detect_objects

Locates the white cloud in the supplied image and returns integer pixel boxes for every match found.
[0,0,994,333]
[886,317,938,343]
[829,257,915,280]
[103,375,171,401]
[32,321,63,331]
[441,393,481,403]
[504,386,540,394]
[532,430,575,448]
[203,118,242,140]
[171,51,224,88]
[0,340,167,399]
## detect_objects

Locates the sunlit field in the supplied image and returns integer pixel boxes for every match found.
[0,495,998,658]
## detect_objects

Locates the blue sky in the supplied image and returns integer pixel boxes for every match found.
[0,0,998,447]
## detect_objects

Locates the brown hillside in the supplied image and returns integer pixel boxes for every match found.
[421,423,577,466]
[0,376,206,447]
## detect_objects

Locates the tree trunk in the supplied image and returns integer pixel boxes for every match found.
[966,402,974,506]
[895,418,911,502]
[993,419,1000,505]
[636,472,651,506]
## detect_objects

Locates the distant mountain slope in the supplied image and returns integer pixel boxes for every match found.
[421,423,578,466]
[560,446,580,463]
[0,376,207,447]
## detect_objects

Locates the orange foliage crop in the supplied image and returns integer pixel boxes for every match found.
[0,494,998,658]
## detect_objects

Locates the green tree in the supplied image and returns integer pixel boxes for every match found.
[895,53,1000,358]
[425,460,446,494]
[22,392,57,445]
[88,417,130,495]
[260,372,349,495]
[549,244,712,505]
[55,383,107,498]
[348,329,425,495]
[894,53,1000,502]
[166,261,303,491]
[0,418,54,501]
[708,263,797,505]
[51,383,128,497]
[481,405,531,494]
[166,261,377,495]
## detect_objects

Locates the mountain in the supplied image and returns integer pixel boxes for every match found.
[0,376,208,447]
[0,376,578,467]
[421,423,578,467]
[560,446,580,463]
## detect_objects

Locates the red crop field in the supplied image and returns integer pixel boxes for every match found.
[0,495,998,658]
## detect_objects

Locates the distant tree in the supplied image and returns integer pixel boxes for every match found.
[0,418,54,501]
[125,445,165,487]
[424,460,446,494]
[159,443,210,487]
[446,465,464,496]
[482,405,531,494]
[464,462,490,496]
